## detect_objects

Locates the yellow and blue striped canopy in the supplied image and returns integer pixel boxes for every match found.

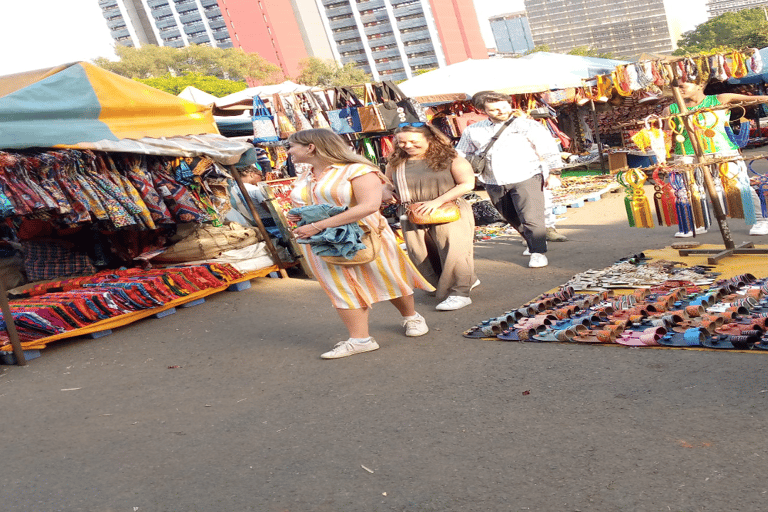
[0,62,218,150]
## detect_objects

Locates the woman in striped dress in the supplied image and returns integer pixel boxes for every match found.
[287,129,434,359]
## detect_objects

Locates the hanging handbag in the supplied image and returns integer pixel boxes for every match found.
[394,162,460,224]
[466,116,516,176]
[272,94,296,139]
[372,83,403,130]
[382,80,428,124]
[287,93,313,131]
[327,87,363,134]
[320,223,382,266]
[357,84,388,133]
[303,91,331,130]
[252,95,279,143]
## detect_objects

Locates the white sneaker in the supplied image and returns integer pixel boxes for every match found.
[528,253,548,268]
[470,279,481,291]
[402,313,429,336]
[523,248,531,256]
[436,295,472,311]
[674,227,707,238]
[749,221,768,236]
[321,338,380,359]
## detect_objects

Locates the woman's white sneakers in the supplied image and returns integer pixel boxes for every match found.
[402,313,429,336]
[321,338,380,359]
[436,295,472,311]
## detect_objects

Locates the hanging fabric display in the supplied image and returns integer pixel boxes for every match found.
[630,115,668,164]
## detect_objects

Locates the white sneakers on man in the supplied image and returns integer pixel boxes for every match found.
[749,220,768,236]
[528,253,548,268]
[436,295,472,311]
[674,226,707,238]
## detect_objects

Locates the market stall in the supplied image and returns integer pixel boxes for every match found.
[0,62,291,364]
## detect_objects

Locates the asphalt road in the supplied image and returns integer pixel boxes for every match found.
[1,176,767,512]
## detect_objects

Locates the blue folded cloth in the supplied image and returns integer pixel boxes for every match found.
[288,204,367,260]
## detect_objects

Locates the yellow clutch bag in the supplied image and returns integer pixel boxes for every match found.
[407,201,460,224]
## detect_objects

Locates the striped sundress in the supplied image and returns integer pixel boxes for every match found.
[290,163,434,309]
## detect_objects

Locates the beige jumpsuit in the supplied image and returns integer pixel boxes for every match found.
[397,159,476,301]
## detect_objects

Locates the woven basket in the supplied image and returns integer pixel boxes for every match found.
[155,223,261,263]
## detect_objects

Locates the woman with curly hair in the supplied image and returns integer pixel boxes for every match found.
[386,124,478,311]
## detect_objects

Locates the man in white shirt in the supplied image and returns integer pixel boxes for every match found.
[456,91,562,268]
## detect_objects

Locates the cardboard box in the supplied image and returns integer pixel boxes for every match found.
[608,152,627,173]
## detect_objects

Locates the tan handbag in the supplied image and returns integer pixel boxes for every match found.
[320,223,381,266]
[358,84,388,133]
[272,94,296,138]
[394,163,460,225]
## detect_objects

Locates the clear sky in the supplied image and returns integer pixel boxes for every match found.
[0,0,711,76]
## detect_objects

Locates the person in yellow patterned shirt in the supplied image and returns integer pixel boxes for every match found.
[287,129,434,359]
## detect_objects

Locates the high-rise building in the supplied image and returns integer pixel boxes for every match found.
[489,12,535,55]
[707,0,768,17]
[98,0,488,81]
[523,0,674,58]
[311,0,488,81]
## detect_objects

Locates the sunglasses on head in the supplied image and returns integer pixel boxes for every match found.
[398,122,427,128]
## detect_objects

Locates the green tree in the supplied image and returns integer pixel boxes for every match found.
[295,57,372,87]
[135,72,247,96]
[674,8,768,55]
[93,44,282,83]
[567,46,620,60]
[524,44,552,55]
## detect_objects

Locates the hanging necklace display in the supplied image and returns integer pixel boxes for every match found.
[716,162,740,217]
[669,116,688,155]
[689,167,711,230]
[616,170,636,227]
[689,109,719,156]
[670,171,695,235]
[618,169,654,228]
[652,167,677,226]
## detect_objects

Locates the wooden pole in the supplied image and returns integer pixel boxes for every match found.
[229,166,289,278]
[670,86,735,249]
[0,279,26,366]
[590,99,607,174]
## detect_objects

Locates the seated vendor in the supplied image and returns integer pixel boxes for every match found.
[225,165,277,228]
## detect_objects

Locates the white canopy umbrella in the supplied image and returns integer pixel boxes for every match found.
[215,80,313,106]
[177,86,219,105]
[398,58,590,102]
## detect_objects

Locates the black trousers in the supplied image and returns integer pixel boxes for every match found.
[485,174,547,254]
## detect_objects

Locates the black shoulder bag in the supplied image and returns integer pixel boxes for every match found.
[466,116,516,176]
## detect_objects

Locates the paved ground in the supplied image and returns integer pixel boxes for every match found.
[2,170,768,512]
